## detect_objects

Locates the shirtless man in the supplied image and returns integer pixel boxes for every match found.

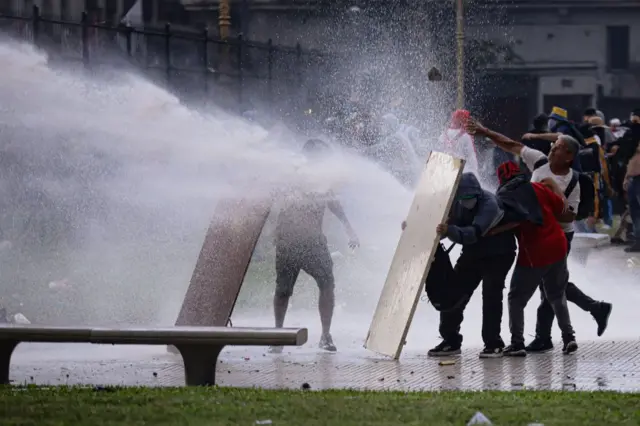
[270,139,359,353]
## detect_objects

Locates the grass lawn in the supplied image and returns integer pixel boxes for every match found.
[1,387,640,426]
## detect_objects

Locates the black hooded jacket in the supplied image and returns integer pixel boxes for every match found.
[445,173,516,258]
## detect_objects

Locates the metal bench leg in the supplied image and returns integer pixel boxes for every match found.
[0,341,18,385]
[176,344,224,386]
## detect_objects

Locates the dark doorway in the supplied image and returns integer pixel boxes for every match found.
[607,26,630,71]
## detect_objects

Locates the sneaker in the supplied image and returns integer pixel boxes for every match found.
[525,338,554,353]
[503,344,527,357]
[592,302,612,337]
[563,340,578,354]
[427,341,461,357]
[479,347,504,359]
[268,345,284,354]
[610,237,627,245]
[319,333,337,352]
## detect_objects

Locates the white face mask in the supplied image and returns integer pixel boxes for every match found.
[459,198,478,209]
[548,119,557,130]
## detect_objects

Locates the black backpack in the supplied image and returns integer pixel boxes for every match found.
[533,158,594,221]
[424,243,470,312]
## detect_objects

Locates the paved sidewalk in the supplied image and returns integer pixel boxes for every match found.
[10,339,640,392]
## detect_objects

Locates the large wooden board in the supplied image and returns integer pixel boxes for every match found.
[175,197,272,327]
[364,152,464,359]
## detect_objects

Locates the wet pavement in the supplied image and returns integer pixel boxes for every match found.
[8,240,640,392]
[9,338,640,391]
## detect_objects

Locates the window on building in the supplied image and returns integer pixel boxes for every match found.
[85,0,99,10]
[607,26,630,70]
[105,0,118,25]
[41,0,53,18]
[23,0,34,16]
[60,0,68,20]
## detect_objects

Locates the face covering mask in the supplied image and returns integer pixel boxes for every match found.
[548,119,557,131]
[459,198,478,209]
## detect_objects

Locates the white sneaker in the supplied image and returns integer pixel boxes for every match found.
[319,334,337,352]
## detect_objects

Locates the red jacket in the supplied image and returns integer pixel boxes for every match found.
[516,182,568,268]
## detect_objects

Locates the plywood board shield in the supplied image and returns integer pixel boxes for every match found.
[175,197,272,327]
[364,152,464,359]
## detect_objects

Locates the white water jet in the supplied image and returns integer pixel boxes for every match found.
[0,39,412,335]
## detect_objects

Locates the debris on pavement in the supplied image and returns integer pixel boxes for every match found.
[439,360,456,366]
[48,278,72,290]
[255,420,272,425]
[467,411,492,425]
[13,313,31,325]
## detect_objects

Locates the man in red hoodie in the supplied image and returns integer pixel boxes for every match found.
[492,160,577,356]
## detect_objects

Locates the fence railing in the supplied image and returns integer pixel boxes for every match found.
[0,5,334,112]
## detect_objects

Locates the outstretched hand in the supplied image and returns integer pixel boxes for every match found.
[436,223,448,235]
[465,117,486,136]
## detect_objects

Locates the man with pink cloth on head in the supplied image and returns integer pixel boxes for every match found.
[438,109,479,174]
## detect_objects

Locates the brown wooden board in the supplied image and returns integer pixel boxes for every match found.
[175,197,272,327]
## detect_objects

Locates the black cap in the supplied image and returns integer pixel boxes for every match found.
[584,108,597,117]
[533,113,548,129]
[632,109,640,117]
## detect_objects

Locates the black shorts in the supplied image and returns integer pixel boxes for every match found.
[275,238,335,297]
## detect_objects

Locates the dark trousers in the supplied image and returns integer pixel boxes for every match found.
[509,258,575,346]
[439,250,516,348]
[534,232,599,340]
[628,176,640,246]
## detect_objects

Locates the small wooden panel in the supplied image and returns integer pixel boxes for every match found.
[364,152,464,359]
[175,197,272,327]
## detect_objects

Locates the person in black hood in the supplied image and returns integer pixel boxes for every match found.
[428,172,517,359]
[522,113,553,156]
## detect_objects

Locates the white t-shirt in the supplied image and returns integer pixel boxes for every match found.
[520,146,580,233]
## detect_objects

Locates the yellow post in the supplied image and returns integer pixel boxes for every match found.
[455,0,465,109]
[219,0,231,40]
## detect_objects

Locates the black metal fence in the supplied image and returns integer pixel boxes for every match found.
[0,5,336,112]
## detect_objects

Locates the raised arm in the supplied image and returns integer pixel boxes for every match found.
[525,132,560,142]
[466,119,524,156]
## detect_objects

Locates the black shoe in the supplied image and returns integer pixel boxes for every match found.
[503,344,527,357]
[624,245,640,253]
[427,341,461,357]
[563,340,578,354]
[610,237,629,245]
[479,346,504,359]
[525,338,554,353]
[592,302,612,337]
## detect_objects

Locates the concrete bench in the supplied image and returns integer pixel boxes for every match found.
[0,325,307,386]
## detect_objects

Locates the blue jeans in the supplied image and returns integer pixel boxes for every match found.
[628,177,640,246]
[603,199,614,227]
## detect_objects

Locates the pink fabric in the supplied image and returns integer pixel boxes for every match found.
[450,109,471,129]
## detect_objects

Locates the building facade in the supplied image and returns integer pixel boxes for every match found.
[467,0,640,129]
